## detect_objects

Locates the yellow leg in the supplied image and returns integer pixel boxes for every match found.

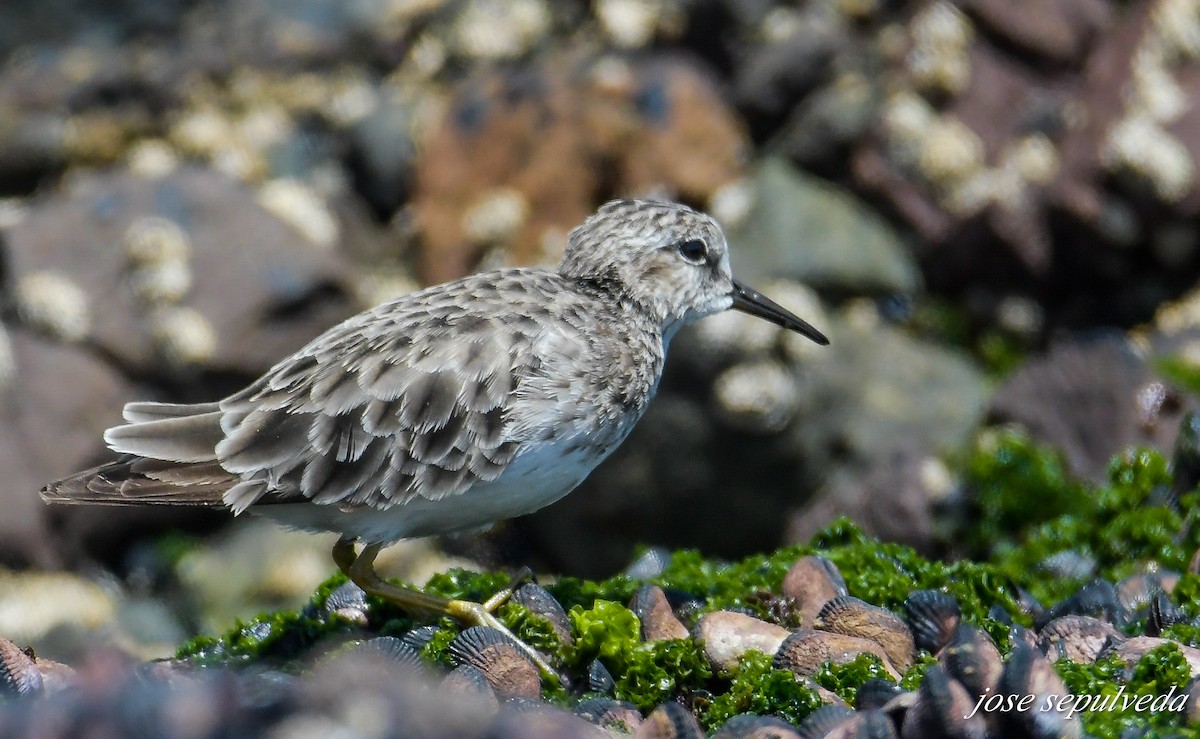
[333,541,561,683]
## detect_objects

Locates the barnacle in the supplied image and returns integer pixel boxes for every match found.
[14,271,91,342]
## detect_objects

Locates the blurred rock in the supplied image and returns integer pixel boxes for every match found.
[728,156,921,294]
[414,54,749,282]
[0,328,133,566]
[4,167,356,377]
[989,335,1194,481]
[965,0,1113,66]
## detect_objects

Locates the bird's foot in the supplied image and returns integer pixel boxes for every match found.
[334,540,562,685]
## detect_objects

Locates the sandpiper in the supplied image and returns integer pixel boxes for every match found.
[43,199,828,675]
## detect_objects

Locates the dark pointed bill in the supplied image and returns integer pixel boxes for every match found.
[731,279,829,346]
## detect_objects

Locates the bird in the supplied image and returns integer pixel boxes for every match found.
[42,198,828,675]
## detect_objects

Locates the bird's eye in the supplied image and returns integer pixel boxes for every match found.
[677,239,707,265]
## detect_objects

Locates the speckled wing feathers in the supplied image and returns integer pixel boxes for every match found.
[81,271,585,514]
[206,272,559,512]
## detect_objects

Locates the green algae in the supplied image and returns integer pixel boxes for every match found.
[960,429,1200,607]
[1057,644,1194,738]
[814,653,895,704]
[173,426,1200,736]
[699,650,823,731]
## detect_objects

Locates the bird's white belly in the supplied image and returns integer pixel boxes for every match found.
[255,438,606,544]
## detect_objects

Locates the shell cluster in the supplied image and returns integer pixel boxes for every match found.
[5,544,1200,737]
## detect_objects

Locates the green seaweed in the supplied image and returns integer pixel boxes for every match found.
[565,600,711,711]
[815,653,895,704]
[698,650,823,732]
[961,430,1200,607]
[171,426,1200,736]
[1057,644,1194,738]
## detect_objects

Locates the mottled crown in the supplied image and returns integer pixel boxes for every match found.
[558,199,735,329]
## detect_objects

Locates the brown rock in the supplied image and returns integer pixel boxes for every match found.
[414,56,747,284]
[695,610,790,673]
[781,556,847,627]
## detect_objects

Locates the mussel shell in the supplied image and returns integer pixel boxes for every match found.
[587,658,616,694]
[442,664,500,711]
[342,636,427,676]
[322,581,368,624]
[1116,573,1175,622]
[997,644,1082,738]
[856,678,904,711]
[574,697,644,732]
[939,624,1002,698]
[774,629,900,680]
[712,713,801,738]
[826,710,899,739]
[448,626,541,700]
[511,583,573,645]
[631,584,689,642]
[815,596,916,673]
[635,701,704,739]
[0,638,43,696]
[1033,579,1120,630]
[783,556,848,627]
[903,590,961,654]
[401,624,441,652]
[1038,615,1123,664]
[796,705,855,739]
[900,664,985,739]
[494,699,608,738]
[1148,591,1187,636]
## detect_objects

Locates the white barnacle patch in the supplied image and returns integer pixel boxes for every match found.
[170,107,234,159]
[127,260,194,305]
[1100,0,1200,204]
[15,271,91,342]
[122,216,195,305]
[708,178,756,230]
[916,116,985,189]
[124,216,192,266]
[713,360,799,434]
[257,178,340,250]
[906,1,973,95]
[881,91,936,158]
[1103,115,1195,203]
[462,188,529,245]
[151,306,218,368]
[1009,134,1060,186]
[126,139,180,179]
[595,0,662,49]
[452,0,550,59]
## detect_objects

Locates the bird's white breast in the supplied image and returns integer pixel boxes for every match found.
[256,434,608,544]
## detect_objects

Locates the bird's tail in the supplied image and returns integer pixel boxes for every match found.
[41,401,237,507]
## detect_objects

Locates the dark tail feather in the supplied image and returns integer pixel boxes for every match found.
[41,456,235,507]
